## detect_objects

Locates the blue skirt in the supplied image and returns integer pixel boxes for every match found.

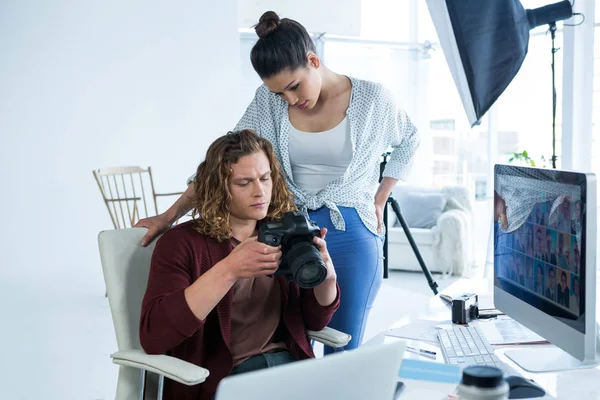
[308,206,383,353]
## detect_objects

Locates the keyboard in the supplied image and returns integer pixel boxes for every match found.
[438,325,502,367]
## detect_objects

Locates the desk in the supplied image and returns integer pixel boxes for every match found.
[367,277,600,400]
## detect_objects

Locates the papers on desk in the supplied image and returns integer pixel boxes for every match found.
[478,315,549,345]
[385,319,452,344]
[385,316,548,347]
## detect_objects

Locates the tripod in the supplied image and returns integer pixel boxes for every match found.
[380,152,439,295]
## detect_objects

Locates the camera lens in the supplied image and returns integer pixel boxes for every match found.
[299,261,325,282]
[286,242,327,288]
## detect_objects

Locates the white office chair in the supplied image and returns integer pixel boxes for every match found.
[98,228,351,400]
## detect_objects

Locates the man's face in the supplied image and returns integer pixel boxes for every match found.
[548,270,555,287]
[561,274,567,288]
[574,279,580,294]
[228,151,273,223]
[546,235,552,252]
[537,267,543,281]
[536,231,543,249]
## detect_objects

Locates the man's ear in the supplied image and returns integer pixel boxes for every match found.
[306,52,321,69]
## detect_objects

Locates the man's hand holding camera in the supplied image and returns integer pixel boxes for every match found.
[223,237,283,280]
[221,226,338,308]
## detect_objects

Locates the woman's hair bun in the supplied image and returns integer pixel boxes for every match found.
[254,11,281,39]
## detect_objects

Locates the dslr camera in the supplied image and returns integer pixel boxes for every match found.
[258,211,327,289]
[451,293,479,324]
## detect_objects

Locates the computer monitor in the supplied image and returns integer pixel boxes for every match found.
[493,164,598,372]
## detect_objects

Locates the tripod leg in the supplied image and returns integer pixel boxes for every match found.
[389,197,439,295]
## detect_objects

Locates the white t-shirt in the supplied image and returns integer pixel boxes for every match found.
[288,117,353,195]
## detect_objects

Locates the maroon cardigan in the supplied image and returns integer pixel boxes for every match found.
[139,221,340,400]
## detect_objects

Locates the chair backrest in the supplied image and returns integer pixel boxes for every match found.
[98,228,157,351]
[93,166,163,229]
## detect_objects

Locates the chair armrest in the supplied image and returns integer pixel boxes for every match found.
[111,349,209,386]
[307,327,351,348]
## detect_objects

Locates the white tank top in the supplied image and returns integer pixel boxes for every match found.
[288,116,353,195]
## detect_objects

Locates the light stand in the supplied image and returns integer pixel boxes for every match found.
[549,21,558,169]
[380,152,439,295]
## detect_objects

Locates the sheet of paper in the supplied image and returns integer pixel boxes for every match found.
[385,319,452,344]
[479,315,548,345]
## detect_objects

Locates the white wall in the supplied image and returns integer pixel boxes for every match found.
[237,0,362,35]
[0,1,241,295]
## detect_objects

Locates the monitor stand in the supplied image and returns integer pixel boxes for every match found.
[505,347,600,373]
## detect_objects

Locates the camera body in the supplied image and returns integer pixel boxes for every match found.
[258,211,327,289]
[452,293,479,324]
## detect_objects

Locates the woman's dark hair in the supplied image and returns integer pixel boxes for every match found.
[251,11,316,78]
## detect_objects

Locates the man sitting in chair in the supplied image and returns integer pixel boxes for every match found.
[139,130,340,400]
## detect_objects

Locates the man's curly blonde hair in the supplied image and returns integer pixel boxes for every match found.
[192,129,296,241]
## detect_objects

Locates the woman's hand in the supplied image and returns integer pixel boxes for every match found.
[135,213,173,247]
[374,200,386,233]
[374,177,397,233]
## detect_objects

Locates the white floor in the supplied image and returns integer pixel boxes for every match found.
[1,267,466,400]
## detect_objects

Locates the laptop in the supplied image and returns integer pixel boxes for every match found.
[215,341,407,400]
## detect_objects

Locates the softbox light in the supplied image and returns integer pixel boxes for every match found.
[426,0,573,127]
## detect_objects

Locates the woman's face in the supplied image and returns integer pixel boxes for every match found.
[262,55,323,111]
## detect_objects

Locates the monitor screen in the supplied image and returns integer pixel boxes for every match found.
[494,165,588,334]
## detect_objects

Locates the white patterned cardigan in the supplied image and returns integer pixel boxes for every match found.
[232,76,420,235]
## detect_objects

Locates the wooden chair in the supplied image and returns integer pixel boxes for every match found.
[93,166,184,229]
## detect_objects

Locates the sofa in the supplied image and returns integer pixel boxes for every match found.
[385,184,474,276]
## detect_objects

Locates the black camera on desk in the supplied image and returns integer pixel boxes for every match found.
[452,293,479,324]
[258,211,327,289]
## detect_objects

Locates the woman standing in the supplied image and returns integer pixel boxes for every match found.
[137,11,419,352]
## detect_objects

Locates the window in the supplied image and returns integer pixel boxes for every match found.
[321,40,416,113]
[495,31,564,169]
